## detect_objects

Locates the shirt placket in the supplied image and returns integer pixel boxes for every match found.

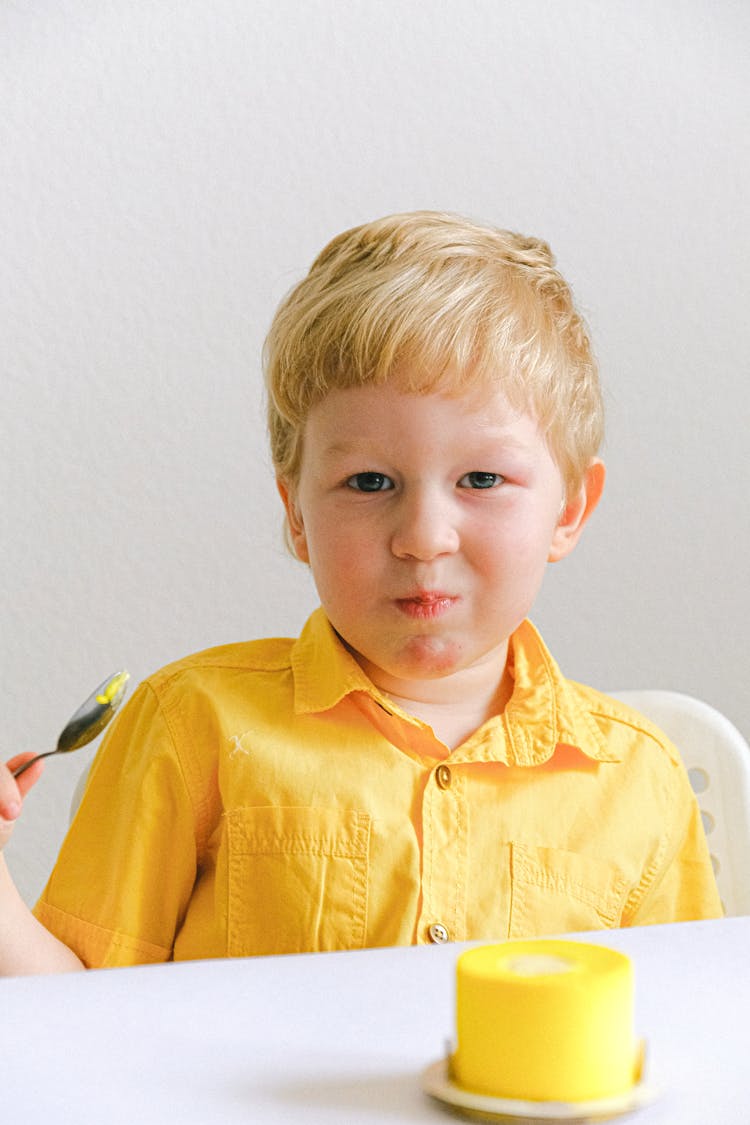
[417,761,467,945]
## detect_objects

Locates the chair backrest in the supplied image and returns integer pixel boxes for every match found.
[70,766,90,822]
[609,690,750,917]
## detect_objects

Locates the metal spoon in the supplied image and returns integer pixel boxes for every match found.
[13,671,130,779]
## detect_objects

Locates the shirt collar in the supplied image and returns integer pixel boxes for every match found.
[498,619,619,765]
[292,608,395,713]
[291,608,619,766]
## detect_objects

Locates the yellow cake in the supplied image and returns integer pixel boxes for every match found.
[452,940,641,1103]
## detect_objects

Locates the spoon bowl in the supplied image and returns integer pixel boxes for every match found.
[13,671,130,779]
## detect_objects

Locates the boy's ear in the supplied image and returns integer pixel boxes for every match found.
[548,459,606,563]
[276,478,310,563]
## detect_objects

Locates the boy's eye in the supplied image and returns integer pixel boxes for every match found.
[346,472,394,492]
[458,471,504,489]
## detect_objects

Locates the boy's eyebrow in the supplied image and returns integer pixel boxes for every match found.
[473,427,535,452]
[320,440,360,457]
[320,431,535,458]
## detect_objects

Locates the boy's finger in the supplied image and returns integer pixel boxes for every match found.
[1,755,44,816]
[0,773,22,820]
[6,752,39,774]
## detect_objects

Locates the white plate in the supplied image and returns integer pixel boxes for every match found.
[421,1057,657,1122]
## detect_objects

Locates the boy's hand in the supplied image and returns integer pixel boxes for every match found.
[0,756,44,850]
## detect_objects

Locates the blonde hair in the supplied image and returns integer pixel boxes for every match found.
[264,210,603,495]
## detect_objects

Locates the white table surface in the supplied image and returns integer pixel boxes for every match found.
[2,916,748,1124]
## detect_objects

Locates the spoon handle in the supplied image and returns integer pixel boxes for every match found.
[13,751,58,779]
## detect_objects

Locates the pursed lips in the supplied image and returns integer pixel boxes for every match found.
[394,591,458,620]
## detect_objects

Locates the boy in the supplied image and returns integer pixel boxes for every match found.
[0,211,722,973]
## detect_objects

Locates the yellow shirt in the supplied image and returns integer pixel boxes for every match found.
[34,611,722,967]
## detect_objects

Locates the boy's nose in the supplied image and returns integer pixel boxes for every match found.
[389,488,460,561]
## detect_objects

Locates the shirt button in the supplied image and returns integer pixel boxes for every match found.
[435,764,452,789]
[428,922,450,944]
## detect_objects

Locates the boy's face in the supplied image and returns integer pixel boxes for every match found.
[279,379,601,698]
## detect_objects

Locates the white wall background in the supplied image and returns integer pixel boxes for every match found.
[2,0,748,905]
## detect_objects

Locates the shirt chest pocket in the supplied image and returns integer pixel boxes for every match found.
[508,843,631,938]
[224,806,371,956]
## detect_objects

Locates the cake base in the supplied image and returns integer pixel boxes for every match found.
[421,1057,656,1123]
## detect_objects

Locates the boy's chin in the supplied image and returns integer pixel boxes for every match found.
[400,638,464,676]
[375,636,469,684]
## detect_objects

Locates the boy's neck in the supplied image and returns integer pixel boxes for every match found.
[361,645,514,751]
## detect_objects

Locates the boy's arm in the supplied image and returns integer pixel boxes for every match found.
[0,758,84,975]
[0,856,84,974]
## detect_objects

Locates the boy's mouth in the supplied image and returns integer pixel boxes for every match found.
[395,591,457,620]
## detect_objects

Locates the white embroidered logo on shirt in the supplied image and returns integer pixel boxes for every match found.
[229,734,252,759]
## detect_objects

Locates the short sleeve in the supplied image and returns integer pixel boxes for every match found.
[33,682,200,967]
[625,767,724,926]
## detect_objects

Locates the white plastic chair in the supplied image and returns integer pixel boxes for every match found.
[70,766,90,822]
[609,690,750,917]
